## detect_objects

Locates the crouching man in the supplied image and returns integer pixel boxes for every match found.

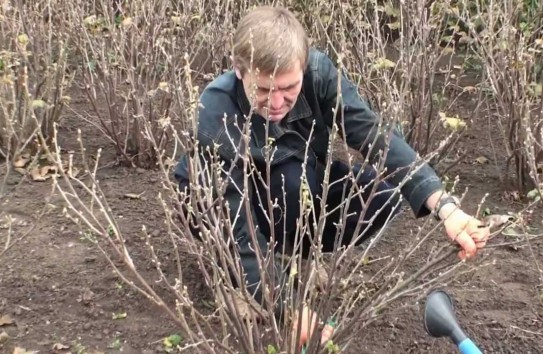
[174,5,490,348]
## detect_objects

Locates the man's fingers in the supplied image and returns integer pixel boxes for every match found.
[445,214,490,259]
[320,322,335,345]
[294,307,319,349]
[469,223,490,248]
[474,236,487,248]
[455,232,477,259]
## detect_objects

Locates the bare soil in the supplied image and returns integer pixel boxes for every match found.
[1,86,542,354]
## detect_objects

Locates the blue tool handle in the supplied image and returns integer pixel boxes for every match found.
[458,338,482,354]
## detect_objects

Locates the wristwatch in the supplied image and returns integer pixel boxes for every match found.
[433,195,460,221]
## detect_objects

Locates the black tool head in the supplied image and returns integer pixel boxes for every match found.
[423,290,468,345]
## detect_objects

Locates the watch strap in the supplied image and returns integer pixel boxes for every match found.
[433,195,460,221]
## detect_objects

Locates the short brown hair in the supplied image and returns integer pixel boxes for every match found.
[232,6,309,76]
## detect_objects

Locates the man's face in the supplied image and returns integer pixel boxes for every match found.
[238,60,304,123]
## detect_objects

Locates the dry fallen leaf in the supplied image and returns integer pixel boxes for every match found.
[65,166,80,178]
[0,314,14,326]
[52,342,70,351]
[163,157,175,168]
[112,312,127,320]
[78,288,95,305]
[372,57,396,70]
[123,192,146,200]
[31,99,46,109]
[0,331,9,343]
[30,165,59,182]
[121,17,133,28]
[41,165,58,176]
[482,214,515,229]
[503,190,521,201]
[462,86,477,93]
[171,16,182,25]
[13,153,30,168]
[502,225,522,237]
[30,167,48,182]
[529,82,542,97]
[439,112,467,131]
[215,288,266,321]
[17,33,29,46]
[13,347,38,354]
[158,82,169,91]
[474,156,489,164]
[42,152,57,164]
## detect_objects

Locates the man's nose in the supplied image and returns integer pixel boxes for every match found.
[269,91,284,110]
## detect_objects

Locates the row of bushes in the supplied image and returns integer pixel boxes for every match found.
[1,0,540,193]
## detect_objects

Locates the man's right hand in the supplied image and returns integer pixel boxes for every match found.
[292,306,335,349]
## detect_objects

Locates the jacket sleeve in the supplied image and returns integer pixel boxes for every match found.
[315,51,443,217]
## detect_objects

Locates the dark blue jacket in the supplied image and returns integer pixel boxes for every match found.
[174,48,443,316]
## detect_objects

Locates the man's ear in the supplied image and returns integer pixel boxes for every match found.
[231,55,243,80]
[234,67,242,80]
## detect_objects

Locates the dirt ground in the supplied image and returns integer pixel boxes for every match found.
[1,84,542,354]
